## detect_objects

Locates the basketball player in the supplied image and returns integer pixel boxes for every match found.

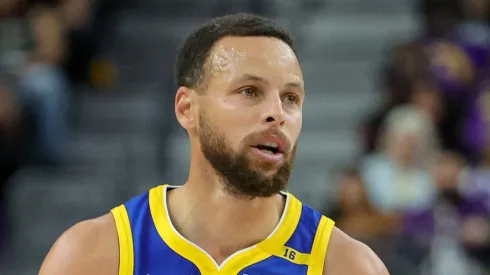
[39,13,389,275]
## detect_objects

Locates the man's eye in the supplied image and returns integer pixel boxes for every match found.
[284,94,299,104]
[240,88,258,97]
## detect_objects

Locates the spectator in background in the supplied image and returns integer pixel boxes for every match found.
[326,168,423,274]
[359,0,490,271]
[0,81,24,184]
[409,77,469,158]
[459,85,489,163]
[0,0,69,165]
[327,168,398,242]
[416,0,484,162]
[21,4,68,164]
[361,43,429,154]
[460,122,490,268]
[420,0,490,162]
[410,77,445,123]
[59,0,94,84]
[0,84,23,251]
[425,39,476,155]
[456,0,490,79]
[361,105,437,214]
[392,42,430,82]
[60,0,112,86]
[0,0,118,252]
[366,0,487,162]
[403,152,489,273]
[418,0,462,39]
[0,85,22,184]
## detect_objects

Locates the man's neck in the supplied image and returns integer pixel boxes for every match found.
[167,166,285,264]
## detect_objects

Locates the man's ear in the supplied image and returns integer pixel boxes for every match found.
[175,86,198,130]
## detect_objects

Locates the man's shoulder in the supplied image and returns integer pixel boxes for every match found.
[324,227,389,275]
[39,213,119,275]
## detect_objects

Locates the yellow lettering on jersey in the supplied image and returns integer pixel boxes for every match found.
[280,246,309,265]
[259,245,310,265]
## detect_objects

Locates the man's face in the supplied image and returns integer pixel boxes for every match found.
[192,36,304,198]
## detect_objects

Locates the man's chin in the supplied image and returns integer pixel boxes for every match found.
[259,169,281,178]
[248,156,284,172]
[246,163,279,178]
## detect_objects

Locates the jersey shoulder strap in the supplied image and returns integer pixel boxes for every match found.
[111,204,135,275]
[307,214,335,275]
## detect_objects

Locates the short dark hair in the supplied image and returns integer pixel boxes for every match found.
[174,13,296,89]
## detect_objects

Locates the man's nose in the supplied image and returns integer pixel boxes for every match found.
[261,93,285,127]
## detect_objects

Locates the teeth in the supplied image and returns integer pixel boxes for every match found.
[262,142,278,148]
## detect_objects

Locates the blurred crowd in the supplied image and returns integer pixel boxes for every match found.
[0,0,120,249]
[326,0,490,273]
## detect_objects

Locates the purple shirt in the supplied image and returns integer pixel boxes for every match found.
[403,169,490,241]
[422,33,490,160]
[455,21,490,77]
[462,168,490,213]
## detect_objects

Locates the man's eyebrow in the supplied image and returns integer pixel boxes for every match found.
[238,73,304,92]
[238,74,268,84]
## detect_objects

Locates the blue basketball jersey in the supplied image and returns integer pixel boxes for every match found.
[111,185,335,275]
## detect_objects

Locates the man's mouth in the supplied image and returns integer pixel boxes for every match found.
[252,142,281,154]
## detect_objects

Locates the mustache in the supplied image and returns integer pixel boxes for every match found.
[244,129,292,153]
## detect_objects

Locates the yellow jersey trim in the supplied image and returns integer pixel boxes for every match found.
[111,205,135,275]
[224,194,302,274]
[148,185,303,273]
[149,185,216,273]
[307,216,335,275]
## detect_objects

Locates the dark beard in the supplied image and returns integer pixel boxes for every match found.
[198,110,296,199]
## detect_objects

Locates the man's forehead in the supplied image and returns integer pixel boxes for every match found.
[205,36,301,81]
[208,37,297,65]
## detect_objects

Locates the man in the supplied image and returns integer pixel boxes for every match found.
[39,13,389,275]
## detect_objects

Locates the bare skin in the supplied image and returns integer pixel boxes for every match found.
[39,36,388,275]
